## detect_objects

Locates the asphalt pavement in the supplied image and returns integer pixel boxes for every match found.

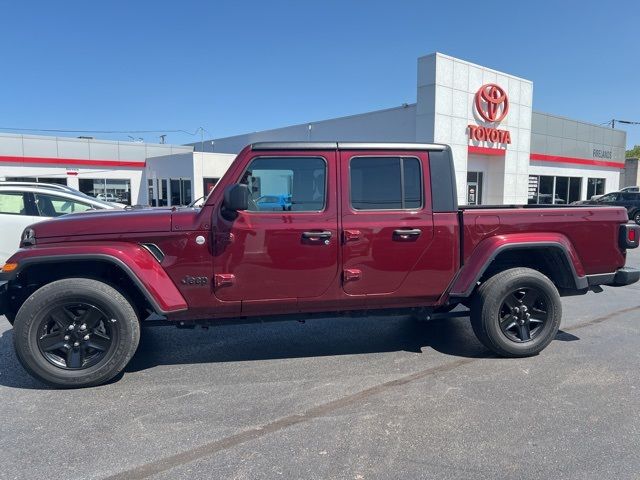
[1,250,639,479]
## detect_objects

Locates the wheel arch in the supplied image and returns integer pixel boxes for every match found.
[450,240,588,298]
[3,253,186,318]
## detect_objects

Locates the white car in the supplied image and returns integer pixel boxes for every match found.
[96,193,118,202]
[0,183,122,265]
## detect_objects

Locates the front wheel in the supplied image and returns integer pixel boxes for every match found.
[13,278,140,388]
[470,268,561,357]
[633,211,640,225]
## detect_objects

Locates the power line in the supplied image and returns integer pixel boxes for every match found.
[606,119,640,129]
[0,127,204,135]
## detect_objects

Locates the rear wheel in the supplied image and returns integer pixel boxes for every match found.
[13,278,140,388]
[633,211,640,225]
[470,268,561,357]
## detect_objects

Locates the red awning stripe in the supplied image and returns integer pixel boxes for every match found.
[467,145,506,156]
[0,155,146,168]
[530,153,623,169]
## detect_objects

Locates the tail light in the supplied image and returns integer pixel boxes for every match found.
[619,224,640,249]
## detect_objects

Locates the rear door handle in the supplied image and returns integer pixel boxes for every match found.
[393,228,422,240]
[302,231,332,239]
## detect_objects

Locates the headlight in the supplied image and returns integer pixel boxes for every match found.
[21,228,36,247]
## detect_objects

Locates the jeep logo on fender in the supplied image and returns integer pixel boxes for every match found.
[181,276,209,286]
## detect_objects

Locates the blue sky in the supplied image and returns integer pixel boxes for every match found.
[1,0,639,148]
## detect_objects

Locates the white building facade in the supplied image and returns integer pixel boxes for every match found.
[0,132,234,207]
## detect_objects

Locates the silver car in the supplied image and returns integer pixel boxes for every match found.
[0,182,122,265]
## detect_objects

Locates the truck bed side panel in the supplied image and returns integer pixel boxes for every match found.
[461,206,628,275]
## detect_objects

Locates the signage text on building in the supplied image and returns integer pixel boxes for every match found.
[592,149,612,159]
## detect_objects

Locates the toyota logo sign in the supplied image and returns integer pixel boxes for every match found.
[475,84,509,123]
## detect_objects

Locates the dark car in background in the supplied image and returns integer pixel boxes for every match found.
[573,191,640,224]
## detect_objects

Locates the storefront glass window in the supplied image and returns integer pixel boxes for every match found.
[555,177,569,204]
[203,178,220,195]
[568,177,582,204]
[78,178,132,205]
[148,179,155,206]
[169,178,193,206]
[587,178,605,199]
[538,176,554,204]
[156,179,168,206]
[528,175,582,204]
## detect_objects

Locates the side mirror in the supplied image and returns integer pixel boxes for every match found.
[223,184,250,212]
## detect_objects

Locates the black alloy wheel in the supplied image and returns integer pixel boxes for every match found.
[13,278,140,388]
[498,287,549,343]
[470,267,562,357]
[36,303,116,370]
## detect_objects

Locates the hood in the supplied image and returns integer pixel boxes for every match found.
[29,208,174,239]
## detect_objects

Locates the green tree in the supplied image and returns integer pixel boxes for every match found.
[627,145,640,158]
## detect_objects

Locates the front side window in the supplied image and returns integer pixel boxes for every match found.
[598,193,618,203]
[0,192,26,215]
[239,157,326,212]
[34,193,93,217]
[350,156,423,210]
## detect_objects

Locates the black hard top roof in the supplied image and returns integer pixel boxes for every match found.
[251,142,448,151]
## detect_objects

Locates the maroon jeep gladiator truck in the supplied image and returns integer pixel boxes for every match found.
[1,142,639,388]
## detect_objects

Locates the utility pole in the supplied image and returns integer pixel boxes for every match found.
[610,119,640,129]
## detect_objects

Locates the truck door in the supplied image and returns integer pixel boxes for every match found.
[339,149,436,300]
[212,150,339,312]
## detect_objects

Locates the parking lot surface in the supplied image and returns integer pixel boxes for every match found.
[1,250,640,479]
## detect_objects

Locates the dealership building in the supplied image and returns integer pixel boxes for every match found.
[0,53,628,206]
[0,132,234,206]
[197,53,627,206]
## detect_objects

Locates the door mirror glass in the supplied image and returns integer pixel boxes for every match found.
[223,184,250,212]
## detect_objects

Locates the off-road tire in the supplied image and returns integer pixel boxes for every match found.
[470,267,561,357]
[13,278,140,388]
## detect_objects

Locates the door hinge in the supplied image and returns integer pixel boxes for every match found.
[343,229,361,242]
[214,273,235,288]
[215,232,235,244]
[343,269,362,282]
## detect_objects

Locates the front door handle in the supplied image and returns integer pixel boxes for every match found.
[393,228,422,240]
[302,231,332,240]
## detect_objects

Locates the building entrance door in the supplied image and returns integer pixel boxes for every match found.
[467,171,484,205]
[467,182,478,205]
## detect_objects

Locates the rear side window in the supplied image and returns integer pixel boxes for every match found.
[0,192,26,215]
[34,193,94,217]
[350,156,422,210]
[621,192,640,201]
[239,157,326,212]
